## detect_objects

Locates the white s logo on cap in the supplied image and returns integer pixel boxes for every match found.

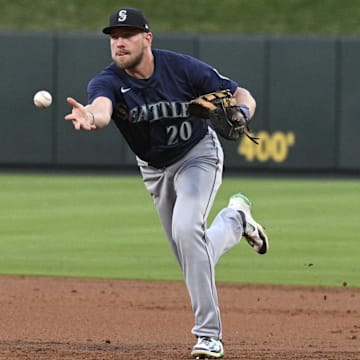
[118,10,127,22]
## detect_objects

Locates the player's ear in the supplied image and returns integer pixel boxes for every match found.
[144,32,153,46]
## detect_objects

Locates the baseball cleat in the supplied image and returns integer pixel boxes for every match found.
[228,193,269,254]
[191,336,224,359]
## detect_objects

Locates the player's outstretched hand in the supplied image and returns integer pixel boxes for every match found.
[64,97,96,131]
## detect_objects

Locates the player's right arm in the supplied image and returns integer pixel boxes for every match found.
[64,96,112,131]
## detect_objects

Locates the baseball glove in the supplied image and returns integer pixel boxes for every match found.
[188,89,258,142]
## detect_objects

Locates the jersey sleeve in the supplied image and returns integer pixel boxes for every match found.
[87,74,117,105]
[186,55,239,96]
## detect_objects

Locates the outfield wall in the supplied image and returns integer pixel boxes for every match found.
[1,32,359,172]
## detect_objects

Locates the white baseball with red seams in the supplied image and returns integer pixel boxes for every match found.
[33,90,52,109]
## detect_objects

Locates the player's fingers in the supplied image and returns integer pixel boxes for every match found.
[66,97,81,108]
[64,113,75,121]
[64,97,85,122]
[73,119,95,131]
[72,120,81,130]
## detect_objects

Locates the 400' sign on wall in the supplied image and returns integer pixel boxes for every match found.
[238,131,295,162]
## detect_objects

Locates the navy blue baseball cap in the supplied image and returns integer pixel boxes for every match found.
[102,8,150,34]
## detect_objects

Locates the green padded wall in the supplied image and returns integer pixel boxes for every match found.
[266,37,337,170]
[0,33,55,164]
[1,32,359,173]
[338,38,360,170]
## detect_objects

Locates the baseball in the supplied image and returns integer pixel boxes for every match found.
[33,90,52,109]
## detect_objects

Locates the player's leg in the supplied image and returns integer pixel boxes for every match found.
[173,161,222,338]
[227,193,269,255]
[170,130,224,341]
[139,150,224,339]
[207,193,269,265]
[137,158,181,265]
[139,130,226,358]
[206,207,245,265]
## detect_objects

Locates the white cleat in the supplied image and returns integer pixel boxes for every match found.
[191,336,224,359]
[228,193,269,254]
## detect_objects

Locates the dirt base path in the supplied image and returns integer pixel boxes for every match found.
[0,276,359,359]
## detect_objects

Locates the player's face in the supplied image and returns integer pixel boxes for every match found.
[109,28,150,70]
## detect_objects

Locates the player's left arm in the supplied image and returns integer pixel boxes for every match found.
[232,87,256,121]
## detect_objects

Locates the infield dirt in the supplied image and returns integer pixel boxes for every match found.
[0,276,359,359]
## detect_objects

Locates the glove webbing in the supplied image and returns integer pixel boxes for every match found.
[221,102,260,144]
[243,127,260,144]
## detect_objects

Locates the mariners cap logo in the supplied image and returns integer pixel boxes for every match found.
[117,10,127,23]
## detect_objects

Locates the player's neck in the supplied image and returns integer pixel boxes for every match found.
[125,49,154,79]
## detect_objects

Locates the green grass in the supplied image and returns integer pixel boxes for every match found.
[2,0,360,35]
[0,173,359,287]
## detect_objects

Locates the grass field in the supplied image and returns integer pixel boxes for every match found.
[1,173,359,288]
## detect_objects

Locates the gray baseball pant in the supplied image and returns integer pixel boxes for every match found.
[137,128,244,340]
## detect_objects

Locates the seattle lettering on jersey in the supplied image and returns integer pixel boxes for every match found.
[87,49,239,167]
[128,100,189,123]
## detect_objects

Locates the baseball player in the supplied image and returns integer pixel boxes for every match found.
[64,7,269,359]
